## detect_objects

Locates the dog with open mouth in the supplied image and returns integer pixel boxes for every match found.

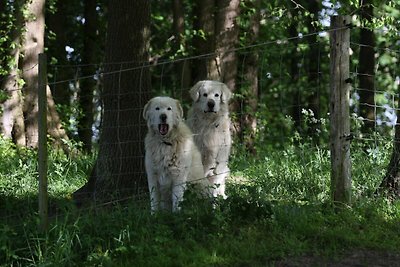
[143,96,210,212]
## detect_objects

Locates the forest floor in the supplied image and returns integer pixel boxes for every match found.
[274,249,400,267]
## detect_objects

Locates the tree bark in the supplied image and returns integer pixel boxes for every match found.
[192,0,239,92]
[0,0,9,80]
[21,0,69,149]
[172,0,192,94]
[193,0,216,81]
[21,0,46,148]
[0,0,26,146]
[380,98,400,198]
[215,0,240,92]
[358,0,375,134]
[74,0,151,204]
[46,84,70,149]
[78,0,98,152]
[305,0,321,137]
[240,0,260,154]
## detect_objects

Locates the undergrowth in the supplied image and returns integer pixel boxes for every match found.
[0,136,399,266]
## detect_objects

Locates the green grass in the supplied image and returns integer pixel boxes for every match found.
[1,136,399,266]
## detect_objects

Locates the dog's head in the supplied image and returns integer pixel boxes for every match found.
[189,80,232,114]
[143,96,183,136]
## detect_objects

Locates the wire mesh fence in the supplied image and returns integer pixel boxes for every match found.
[1,17,399,227]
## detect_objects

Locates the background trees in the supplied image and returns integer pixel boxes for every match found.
[0,0,399,199]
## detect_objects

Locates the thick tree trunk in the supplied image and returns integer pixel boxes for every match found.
[0,0,26,146]
[193,0,216,81]
[172,0,192,93]
[215,0,240,92]
[46,85,70,149]
[78,0,98,152]
[358,0,375,134]
[74,0,151,204]
[192,0,239,92]
[21,0,46,148]
[22,0,69,149]
[240,0,260,154]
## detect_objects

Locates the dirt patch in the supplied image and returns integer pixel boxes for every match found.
[273,250,400,267]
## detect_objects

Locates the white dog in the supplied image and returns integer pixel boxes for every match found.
[143,96,209,212]
[187,80,232,198]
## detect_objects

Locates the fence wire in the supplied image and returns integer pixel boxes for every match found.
[1,25,399,229]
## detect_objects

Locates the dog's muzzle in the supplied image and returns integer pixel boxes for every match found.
[205,100,216,113]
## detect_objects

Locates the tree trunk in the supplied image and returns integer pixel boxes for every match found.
[22,0,69,149]
[380,99,400,198]
[380,124,400,197]
[46,0,72,108]
[358,0,375,134]
[0,0,26,146]
[215,0,240,92]
[192,0,216,81]
[172,0,192,94]
[0,0,9,80]
[78,0,98,152]
[240,0,260,154]
[21,0,46,148]
[46,85,70,149]
[287,1,301,132]
[74,0,151,204]
[305,0,321,137]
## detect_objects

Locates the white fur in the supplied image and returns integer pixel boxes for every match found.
[143,96,209,212]
[187,80,232,198]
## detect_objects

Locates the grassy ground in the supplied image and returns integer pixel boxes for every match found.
[1,137,399,266]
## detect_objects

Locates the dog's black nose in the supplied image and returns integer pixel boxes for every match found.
[207,100,215,109]
[160,113,167,122]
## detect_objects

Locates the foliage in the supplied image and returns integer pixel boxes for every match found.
[1,135,399,266]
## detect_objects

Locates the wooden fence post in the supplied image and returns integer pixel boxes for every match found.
[329,15,352,205]
[38,53,48,231]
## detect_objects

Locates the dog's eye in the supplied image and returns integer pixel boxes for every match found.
[155,107,160,111]
[167,107,172,111]
[203,93,208,97]
[215,93,220,97]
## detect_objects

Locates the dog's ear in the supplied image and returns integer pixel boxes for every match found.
[220,83,232,103]
[175,100,184,120]
[143,99,152,121]
[189,81,203,102]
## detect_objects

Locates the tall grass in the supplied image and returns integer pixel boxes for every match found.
[0,136,399,266]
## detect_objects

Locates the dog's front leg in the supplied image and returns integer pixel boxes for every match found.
[171,160,190,212]
[172,181,186,212]
[202,147,217,176]
[213,164,229,199]
[147,173,160,212]
[159,174,172,211]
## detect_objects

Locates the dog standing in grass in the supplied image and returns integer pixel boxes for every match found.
[143,96,210,212]
[187,80,232,198]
